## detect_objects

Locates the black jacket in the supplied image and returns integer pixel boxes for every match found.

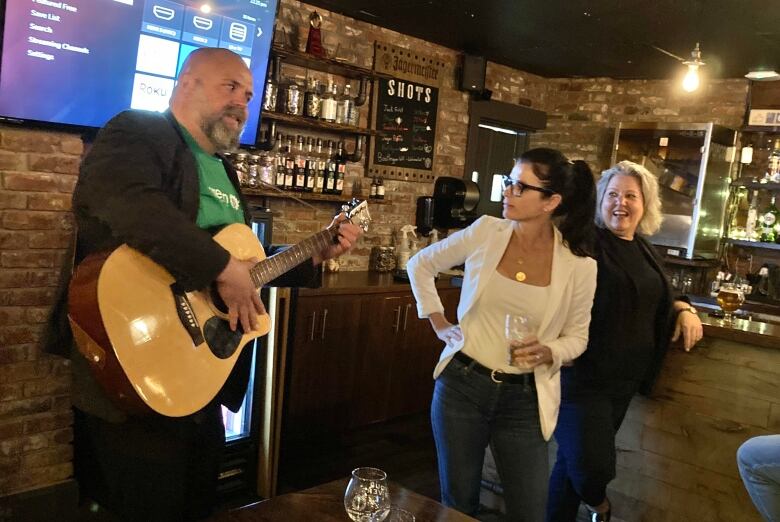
[46,110,318,420]
[572,227,680,395]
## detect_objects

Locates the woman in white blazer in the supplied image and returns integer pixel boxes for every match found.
[408,148,598,521]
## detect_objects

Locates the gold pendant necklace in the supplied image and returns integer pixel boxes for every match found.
[515,257,526,282]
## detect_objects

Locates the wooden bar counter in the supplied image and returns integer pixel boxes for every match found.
[608,313,779,521]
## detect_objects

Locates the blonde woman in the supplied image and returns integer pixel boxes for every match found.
[408,148,598,521]
[546,160,704,522]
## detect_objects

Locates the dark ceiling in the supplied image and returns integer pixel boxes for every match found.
[304,0,780,79]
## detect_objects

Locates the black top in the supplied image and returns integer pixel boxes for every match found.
[600,232,664,380]
[570,227,679,395]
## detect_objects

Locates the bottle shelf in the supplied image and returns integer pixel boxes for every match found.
[271,45,390,80]
[725,239,780,251]
[242,187,390,204]
[262,111,381,136]
[730,179,780,191]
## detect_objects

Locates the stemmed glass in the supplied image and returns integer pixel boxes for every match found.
[344,467,391,522]
[505,314,533,368]
[716,282,745,324]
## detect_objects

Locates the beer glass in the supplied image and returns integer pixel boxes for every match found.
[716,283,745,324]
[344,467,390,522]
[505,314,533,368]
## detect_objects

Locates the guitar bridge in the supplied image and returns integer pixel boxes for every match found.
[170,283,205,346]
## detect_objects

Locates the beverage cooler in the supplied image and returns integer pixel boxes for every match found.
[217,207,289,503]
[611,122,737,259]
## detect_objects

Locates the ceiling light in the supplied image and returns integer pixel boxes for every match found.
[745,70,780,81]
[681,43,705,93]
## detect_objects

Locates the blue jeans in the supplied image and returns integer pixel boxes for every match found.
[431,355,548,521]
[546,369,637,521]
[738,435,780,522]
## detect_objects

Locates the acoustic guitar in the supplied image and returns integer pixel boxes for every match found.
[67,199,370,417]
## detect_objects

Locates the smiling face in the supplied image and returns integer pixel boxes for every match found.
[600,174,645,240]
[502,162,560,222]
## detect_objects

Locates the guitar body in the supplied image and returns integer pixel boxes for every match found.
[68,223,270,417]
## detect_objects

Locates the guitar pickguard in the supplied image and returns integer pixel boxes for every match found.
[203,317,244,359]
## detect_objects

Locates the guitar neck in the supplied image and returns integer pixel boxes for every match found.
[249,227,336,288]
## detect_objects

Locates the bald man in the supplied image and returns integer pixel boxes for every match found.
[52,48,361,521]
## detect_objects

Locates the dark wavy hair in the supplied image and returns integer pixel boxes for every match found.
[518,148,596,257]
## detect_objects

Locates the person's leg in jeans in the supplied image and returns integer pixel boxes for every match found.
[490,381,548,522]
[737,434,780,521]
[431,359,493,516]
[546,391,616,522]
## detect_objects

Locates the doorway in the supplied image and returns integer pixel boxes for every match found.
[464,100,547,218]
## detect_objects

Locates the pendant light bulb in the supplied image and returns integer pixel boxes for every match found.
[682,65,700,92]
[681,42,705,93]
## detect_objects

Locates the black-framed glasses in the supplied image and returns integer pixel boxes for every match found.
[502,175,556,197]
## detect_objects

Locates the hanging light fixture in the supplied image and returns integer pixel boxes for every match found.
[682,43,705,92]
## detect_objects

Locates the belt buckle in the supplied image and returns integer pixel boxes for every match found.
[490,368,504,384]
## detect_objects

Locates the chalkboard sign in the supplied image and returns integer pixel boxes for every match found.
[369,42,446,183]
[369,78,439,181]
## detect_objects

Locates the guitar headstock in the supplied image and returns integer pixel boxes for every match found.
[342,198,371,232]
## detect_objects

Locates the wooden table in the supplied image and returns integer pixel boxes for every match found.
[208,479,476,521]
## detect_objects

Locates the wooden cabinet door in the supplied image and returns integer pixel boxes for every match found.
[350,293,407,427]
[387,287,461,419]
[284,295,362,438]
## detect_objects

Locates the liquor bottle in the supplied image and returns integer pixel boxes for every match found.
[336,83,354,125]
[293,135,307,191]
[274,134,286,188]
[377,177,385,200]
[303,78,321,119]
[727,187,749,239]
[304,137,315,192]
[369,177,378,199]
[759,194,778,243]
[334,141,346,195]
[320,82,337,123]
[324,140,336,194]
[745,190,759,241]
[768,138,780,183]
[284,136,295,190]
[313,138,325,194]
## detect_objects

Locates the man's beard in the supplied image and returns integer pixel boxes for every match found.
[202,110,245,152]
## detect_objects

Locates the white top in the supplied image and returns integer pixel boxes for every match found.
[407,215,597,441]
[461,271,549,374]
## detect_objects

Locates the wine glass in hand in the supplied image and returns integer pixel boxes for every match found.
[505,314,533,369]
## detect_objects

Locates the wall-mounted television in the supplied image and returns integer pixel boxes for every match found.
[0,0,279,146]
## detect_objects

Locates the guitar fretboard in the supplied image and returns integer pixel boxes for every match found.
[249,226,337,288]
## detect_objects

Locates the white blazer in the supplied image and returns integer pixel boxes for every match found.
[407,215,597,440]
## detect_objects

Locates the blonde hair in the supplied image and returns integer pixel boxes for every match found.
[595,160,663,235]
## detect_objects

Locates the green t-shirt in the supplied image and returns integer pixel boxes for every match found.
[177,123,245,229]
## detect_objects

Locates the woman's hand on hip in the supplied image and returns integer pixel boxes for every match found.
[429,313,463,345]
[672,311,703,351]
[510,337,553,368]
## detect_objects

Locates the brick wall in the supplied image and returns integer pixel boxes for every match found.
[0,129,80,497]
[0,0,752,501]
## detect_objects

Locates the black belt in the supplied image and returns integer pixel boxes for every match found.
[453,351,535,385]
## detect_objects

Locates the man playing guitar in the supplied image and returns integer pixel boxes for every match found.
[46,48,362,521]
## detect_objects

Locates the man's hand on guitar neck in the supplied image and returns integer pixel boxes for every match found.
[216,256,266,332]
[311,213,363,266]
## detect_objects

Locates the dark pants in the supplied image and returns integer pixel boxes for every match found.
[432,356,548,521]
[545,369,638,522]
[74,402,225,522]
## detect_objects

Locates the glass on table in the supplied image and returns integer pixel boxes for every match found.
[344,467,391,522]
[505,314,534,368]
[716,282,745,324]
